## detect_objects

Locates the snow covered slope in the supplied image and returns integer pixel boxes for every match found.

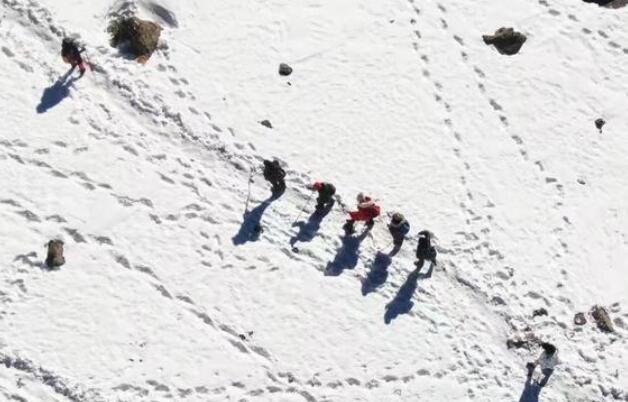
[1,0,627,401]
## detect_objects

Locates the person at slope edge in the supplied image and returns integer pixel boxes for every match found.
[527,342,559,387]
[61,38,87,77]
[262,159,286,196]
[415,230,437,269]
[343,193,380,234]
[388,212,410,249]
[311,181,336,212]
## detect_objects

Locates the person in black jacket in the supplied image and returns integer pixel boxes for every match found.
[415,230,437,269]
[61,38,86,77]
[388,212,410,248]
[262,159,286,196]
[311,181,336,212]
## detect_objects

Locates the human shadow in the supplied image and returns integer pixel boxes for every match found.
[518,377,541,402]
[384,262,434,324]
[36,69,78,113]
[290,201,334,246]
[361,251,392,295]
[324,228,370,276]
[232,197,275,245]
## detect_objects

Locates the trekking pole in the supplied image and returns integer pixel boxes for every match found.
[292,191,314,225]
[243,167,255,215]
[334,194,349,214]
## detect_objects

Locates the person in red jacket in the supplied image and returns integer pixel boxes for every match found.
[343,193,380,234]
[61,38,86,77]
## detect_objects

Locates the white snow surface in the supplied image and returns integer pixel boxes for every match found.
[1,0,627,401]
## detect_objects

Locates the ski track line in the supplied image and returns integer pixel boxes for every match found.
[405,1,627,399]
[406,0,522,323]
[406,0,571,321]
[536,0,628,56]
[0,351,104,402]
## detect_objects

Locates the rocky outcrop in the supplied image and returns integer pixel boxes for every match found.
[108,16,163,63]
[583,0,628,8]
[45,239,65,269]
[279,63,293,76]
[482,27,527,55]
[574,312,587,325]
[591,305,614,333]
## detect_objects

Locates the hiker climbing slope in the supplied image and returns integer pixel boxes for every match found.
[262,159,286,196]
[61,38,87,77]
[343,193,380,234]
[388,212,410,248]
[311,181,336,212]
[415,230,437,269]
[527,342,560,387]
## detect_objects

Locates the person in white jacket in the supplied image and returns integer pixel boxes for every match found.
[527,342,559,387]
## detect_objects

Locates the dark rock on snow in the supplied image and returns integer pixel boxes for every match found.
[108,16,163,63]
[595,118,606,131]
[533,308,548,318]
[583,0,628,9]
[278,63,293,76]
[483,27,527,55]
[260,120,273,129]
[591,305,614,333]
[46,239,65,268]
[574,312,587,326]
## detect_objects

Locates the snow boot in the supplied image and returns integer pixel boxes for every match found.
[343,220,355,234]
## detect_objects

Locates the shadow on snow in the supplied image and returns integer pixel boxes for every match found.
[232,195,278,245]
[324,228,370,276]
[384,261,434,324]
[361,251,393,296]
[36,69,79,113]
[290,200,334,246]
[518,377,541,402]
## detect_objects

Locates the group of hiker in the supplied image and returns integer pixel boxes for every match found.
[261,158,437,269]
[262,159,560,389]
[54,35,559,390]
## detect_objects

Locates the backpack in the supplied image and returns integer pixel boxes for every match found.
[321,183,336,197]
[273,161,285,178]
[400,221,410,236]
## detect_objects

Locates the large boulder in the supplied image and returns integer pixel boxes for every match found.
[574,312,587,326]
[482,27,527,55]
[108,16,162,63]
[590,305,614,333]
[45,239,65,269]
[278,63,293,76]
[583,0,628,8]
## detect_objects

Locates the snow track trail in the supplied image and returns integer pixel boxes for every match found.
[1,0,627,401]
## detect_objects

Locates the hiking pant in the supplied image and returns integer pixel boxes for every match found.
[316,194,333,209]
[389,229,405,246]
[538,368,553,387]
[270,179,285,193]
[64,56,86,74]
[349,209,377,222]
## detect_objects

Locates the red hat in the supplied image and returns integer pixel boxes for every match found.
[313,182,322,191]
